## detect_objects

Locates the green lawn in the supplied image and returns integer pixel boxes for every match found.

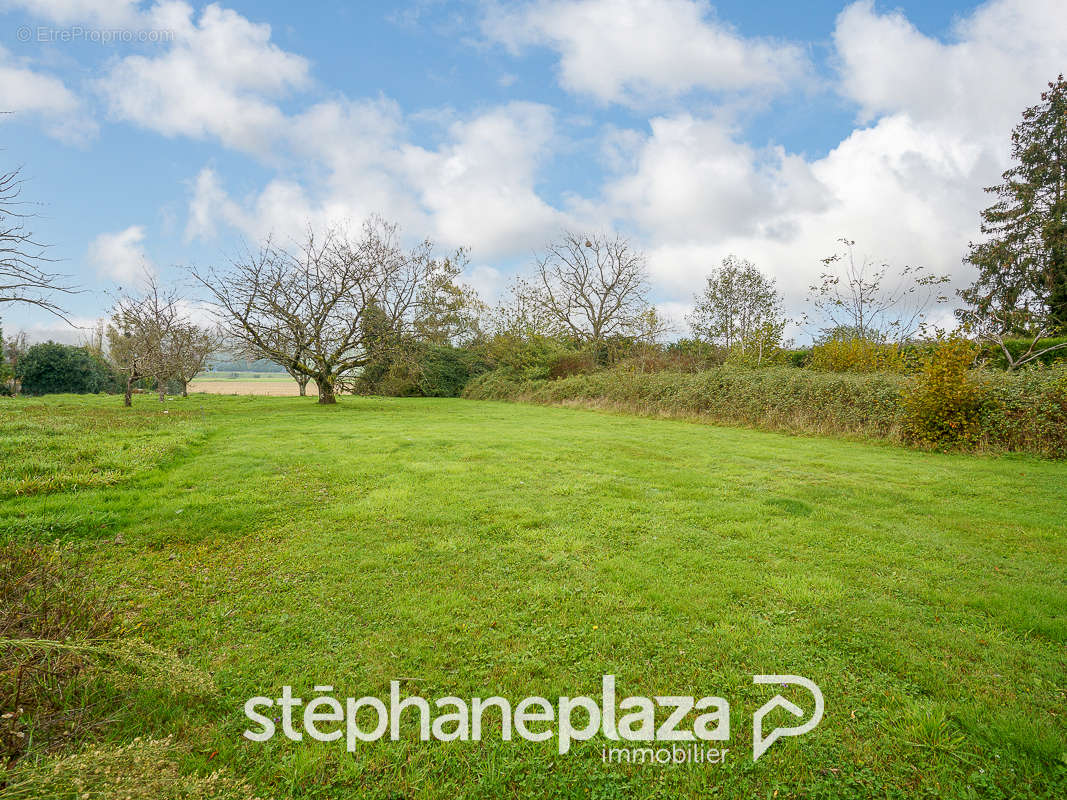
[1,394,1065,798]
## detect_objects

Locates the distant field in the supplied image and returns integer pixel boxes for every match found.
[190,371,314,396]
[1,394,1065,798]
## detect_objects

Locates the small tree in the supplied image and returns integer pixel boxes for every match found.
[166,322,220,397]
[807,238,949,345]
[414,249,487,346]
[2,329,27,395]
[688,256,785,363]
[106,276,181,406]
[528,232,651,353]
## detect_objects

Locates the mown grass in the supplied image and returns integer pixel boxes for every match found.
[0,396,207,499]
[0,393,1065,799]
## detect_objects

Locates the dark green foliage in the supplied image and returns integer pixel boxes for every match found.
[412,345,490,397]
[355,343,489,397]
[982,336,1067,369]
[785,347,812,367]
[959,75,1067,333]
[14,342,120,395]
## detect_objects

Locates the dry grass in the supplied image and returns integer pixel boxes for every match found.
[187,379,315,397]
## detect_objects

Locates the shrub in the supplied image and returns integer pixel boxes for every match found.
[356,344,489,397]
[484,333,584,381]
[902,338,984,448]
[978,364,1067,456]
[547,348,598,379]
[808,336,909,373]
[785,348,812,368]
[414,345,490,397]
[466,365,905,439]
[14,342,120,395]
[0,361,13,396]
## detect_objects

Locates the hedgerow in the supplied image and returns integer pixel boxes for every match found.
[465,361,1067,457]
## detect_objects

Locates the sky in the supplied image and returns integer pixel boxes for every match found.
[0,0,1064,344]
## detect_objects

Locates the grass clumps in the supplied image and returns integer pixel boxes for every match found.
[1,736,265,800]
[1,543,114,762]
[1,541,218,795]
[0,396,205,499]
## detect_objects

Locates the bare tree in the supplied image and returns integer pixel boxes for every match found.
[0,167,78,319]
[106,275,181,406]
[528,232,651,347]
[166,322,221,397]
[192,218,460,404]
[959,303,1067,370]
[807,238,950,345]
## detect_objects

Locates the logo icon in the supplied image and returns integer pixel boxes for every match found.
[751,674,823,760]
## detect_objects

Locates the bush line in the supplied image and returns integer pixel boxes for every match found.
[464,363,1067,457]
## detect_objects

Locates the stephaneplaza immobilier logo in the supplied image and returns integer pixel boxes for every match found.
[243,674,823,763]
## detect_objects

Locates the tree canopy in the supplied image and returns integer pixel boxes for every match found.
[959,75,1067,335]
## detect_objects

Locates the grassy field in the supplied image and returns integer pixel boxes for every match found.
[1,394,1065,798]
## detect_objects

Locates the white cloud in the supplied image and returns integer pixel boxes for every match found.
[603,114,827,249]
[834,0,1065,141]
[0,0,142,26]
[96,2,310,154]
[0,46,96,143]
[482,0,810,106]
[187,102,572,261]
[17,314,103,345]
[587,0,1067,337]
[88,225,153,284]
[401,102,567,256]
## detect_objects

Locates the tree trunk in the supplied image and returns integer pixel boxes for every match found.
[298,376,308,396]
[181,380,188,398]
[317,375,337,404]
[124,376,133,407]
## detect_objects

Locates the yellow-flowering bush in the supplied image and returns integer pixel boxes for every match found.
[808,336,908,373]
[902,337,985,448]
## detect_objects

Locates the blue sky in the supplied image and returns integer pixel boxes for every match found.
[0,0,1062,342]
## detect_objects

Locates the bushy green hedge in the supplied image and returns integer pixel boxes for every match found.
[465,363,1067,457]
[356,344,489,397]
[466,366,905,438]
[977,367,1067,456]
[981,337,1067,369]
[14,342,121,396]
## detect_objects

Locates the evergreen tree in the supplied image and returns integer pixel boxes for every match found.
[959,75,1067,333]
